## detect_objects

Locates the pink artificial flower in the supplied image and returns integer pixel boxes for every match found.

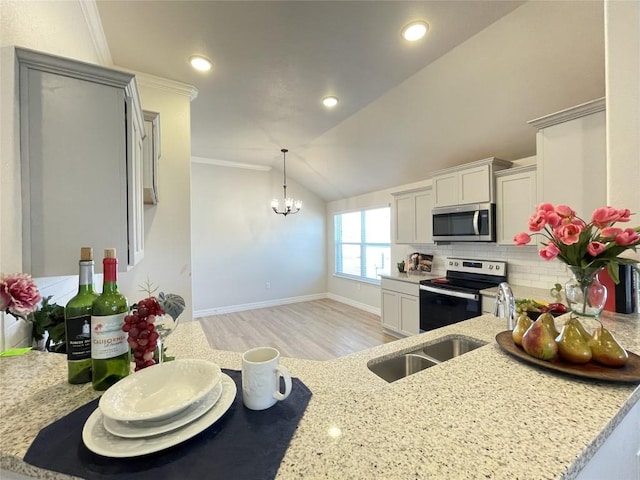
[536,203,555,213]
[614,228,640,246]
[617,209,632,222]
[591,206,621,228]
[555,205,575,218]
[586,241,606,257]
[545,211,562,228]
[0,273,41,318]
[539,243,560,261]
[554,223,583,245]
[600,227,623,239]
[528,212,547,232]
[513,232,532,246]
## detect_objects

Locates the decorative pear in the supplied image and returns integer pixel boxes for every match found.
[572,317,592,342]
[538,312,560,338]
[555,317,592,364]
[588,326,629,367]
[522,316,558,361]
[512,313,533,346]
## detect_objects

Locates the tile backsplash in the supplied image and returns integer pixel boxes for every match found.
[395,243,569,290]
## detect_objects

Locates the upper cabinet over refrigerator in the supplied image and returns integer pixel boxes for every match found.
[16,47,146,276]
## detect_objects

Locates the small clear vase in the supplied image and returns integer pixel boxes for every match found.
[564,266,607,318]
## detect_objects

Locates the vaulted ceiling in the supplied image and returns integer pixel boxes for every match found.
[96,1,605,201]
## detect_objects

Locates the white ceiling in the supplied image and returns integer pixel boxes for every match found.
[96,0,605,201]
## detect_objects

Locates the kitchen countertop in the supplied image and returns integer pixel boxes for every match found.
[1,311,639,479]
[380,272,440,284]
[481,284,563,304]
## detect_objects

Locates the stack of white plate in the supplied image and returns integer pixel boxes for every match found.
[82,359,236,458]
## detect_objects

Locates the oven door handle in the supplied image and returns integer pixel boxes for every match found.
[472,210,480,235]
[419,285,479,301]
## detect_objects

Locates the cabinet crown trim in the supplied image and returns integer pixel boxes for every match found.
[494,164,536,177]
[391,185,432,196]
[429,157,512,177]
[527,97,605,129]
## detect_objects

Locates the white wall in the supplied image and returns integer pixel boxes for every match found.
[0,0,103,350]
[190,162,326,316]
[116,78,194,321]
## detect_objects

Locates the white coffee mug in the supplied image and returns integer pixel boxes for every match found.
[242,347,292,410]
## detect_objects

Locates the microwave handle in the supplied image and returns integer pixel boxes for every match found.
[472,210,480,235]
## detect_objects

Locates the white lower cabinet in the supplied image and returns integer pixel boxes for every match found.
[381,278,420,337]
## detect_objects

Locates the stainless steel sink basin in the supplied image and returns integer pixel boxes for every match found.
[419,337,485,362]
[367,354,438,383]
[367,336,486,383]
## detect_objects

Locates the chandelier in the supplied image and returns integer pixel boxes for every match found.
[271,148,302,216]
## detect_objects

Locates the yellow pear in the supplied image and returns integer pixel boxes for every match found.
[555,317,592,364]
[588,326,629,367]
[522,316,558,361]
[538,312,560,338]
[572,317,592,342]
[512,313,533,346]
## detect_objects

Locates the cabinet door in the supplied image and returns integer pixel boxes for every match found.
[414,189,433,244]
[496,169,537,245]
[536,110,605,215]
[21,69,129,275]
[394,194,414,244]
[433,173,459,207]
[459,165,490,204]
[399,294,419,335]
[381,289,401,332]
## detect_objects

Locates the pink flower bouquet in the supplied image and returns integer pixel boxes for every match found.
[0,273,42,319]
[514,203,640,282]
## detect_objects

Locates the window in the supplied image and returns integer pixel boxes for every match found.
[334,207,391,283]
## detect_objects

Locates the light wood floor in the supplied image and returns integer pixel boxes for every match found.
[198,298,397,361]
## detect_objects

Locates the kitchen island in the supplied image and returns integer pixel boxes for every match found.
[1,311,639,479]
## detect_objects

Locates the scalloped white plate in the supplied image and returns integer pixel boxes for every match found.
[99,359,221,422]
[102,380,223,438]
[83,373,236,458]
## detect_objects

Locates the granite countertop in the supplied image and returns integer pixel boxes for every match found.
[1,311,639,479]
[481,284,562,304]
[380,272,441,284]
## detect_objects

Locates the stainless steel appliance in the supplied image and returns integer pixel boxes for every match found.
[432,203,496,242]
[419,258,507,331]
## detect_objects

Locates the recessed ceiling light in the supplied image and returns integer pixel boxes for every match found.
[322,96,339,108]
[189,55,213,72]
[401,21,429,42]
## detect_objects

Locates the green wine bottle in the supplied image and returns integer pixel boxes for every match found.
[91,248,130,391]
[64,247,99,384]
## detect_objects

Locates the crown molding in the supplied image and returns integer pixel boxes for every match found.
[133,71,199,101]
[79,0,113,66]
[528,97,606,129]
[191,156,272,171]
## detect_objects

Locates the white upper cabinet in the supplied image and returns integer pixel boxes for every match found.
[17,47,145,276]
[495,164,537,245]
[392,187,433,244]
[432,157,512,208]
[528,98,606,216]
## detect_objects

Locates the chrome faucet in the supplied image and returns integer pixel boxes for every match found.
[494,282,517,329]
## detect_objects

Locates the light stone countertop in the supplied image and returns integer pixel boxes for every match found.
[1,312,639,479]
[481,284,563,304]
[380,272,441,284]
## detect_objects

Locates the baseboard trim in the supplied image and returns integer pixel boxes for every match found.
[194,293,327,317]
[194,293,381,318]
[326,293,381,316]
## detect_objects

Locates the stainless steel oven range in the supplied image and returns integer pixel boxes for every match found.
[419,258,507,332]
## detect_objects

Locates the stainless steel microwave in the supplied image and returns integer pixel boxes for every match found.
[432,203,496,242]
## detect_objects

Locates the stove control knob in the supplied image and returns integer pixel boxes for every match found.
[495,265,500,271]
[449,261,453,266]
[489,265,494,270]
[454,261,459,266]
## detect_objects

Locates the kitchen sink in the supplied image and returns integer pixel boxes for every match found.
[367,336,486,383]
[367,354,438,383]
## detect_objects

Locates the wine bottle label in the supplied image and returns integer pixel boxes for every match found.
[66,314,92,361]
[91,313,128,360]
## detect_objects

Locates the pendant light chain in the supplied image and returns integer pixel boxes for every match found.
[271,148,302,216]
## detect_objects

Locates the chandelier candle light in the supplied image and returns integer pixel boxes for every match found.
[271,148,302,216]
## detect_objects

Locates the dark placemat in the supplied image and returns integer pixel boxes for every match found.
[24,369,312,480]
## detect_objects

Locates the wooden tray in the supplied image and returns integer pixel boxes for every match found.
[495,331,640,383]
